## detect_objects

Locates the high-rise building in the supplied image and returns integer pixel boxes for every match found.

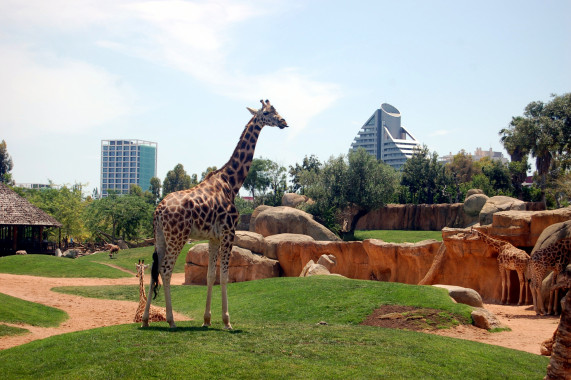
[350,103,421,170]
[100,139,157,197]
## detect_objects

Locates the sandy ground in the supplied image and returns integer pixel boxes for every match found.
[0,272,189,350]
[0,272,560,355]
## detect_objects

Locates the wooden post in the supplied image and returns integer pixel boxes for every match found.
[12,226,17,251]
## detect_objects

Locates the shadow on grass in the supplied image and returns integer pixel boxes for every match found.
[137,324,245,334]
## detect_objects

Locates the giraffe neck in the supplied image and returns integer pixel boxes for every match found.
[221,117,264,194]
[478,231,508,250]
[138,271,147,302]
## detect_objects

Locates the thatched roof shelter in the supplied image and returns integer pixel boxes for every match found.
[0,183,62,255]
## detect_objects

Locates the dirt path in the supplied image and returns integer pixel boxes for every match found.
[0,273,189,350]
[426,303,560,355]
[0,273,560,355]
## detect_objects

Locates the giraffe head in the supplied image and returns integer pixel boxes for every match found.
[247,99,288,129]
[136,259,149,278]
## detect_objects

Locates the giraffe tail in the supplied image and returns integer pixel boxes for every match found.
[151,249,161,299]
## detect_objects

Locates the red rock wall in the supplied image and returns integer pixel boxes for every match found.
[355,203,470,231]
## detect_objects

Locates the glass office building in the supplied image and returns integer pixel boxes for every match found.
[350,103,420,170]
[100,140,157,197]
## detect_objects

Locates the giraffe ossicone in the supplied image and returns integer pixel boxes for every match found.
[142,100,288,329]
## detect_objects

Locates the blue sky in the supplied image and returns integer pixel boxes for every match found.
[1,0,570,195]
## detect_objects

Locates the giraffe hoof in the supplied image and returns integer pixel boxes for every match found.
[224,324,233,330]
[201,323,210,328]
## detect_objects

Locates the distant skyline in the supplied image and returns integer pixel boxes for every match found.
[1,1,570,194]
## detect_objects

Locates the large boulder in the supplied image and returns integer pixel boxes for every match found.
[432,284,484,307]
[184,243,279,285]
[299,254,345,278]
[248,205,273,233]
[479,196,526,225]
[464,194,489,217]
[466,188,485,198]
[234,231,265,254]
[251,206,339,241]
[264,233,315,260]
[471,308,505,330]
[281,193,313,208]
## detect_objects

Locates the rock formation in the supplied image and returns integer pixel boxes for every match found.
[184,243,279,285]
[250,206,339,241]
[479,196,526,225]
[281,193,313,208]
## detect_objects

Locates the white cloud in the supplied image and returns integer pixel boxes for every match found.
[0,0,341,138]
[0,45,134,137]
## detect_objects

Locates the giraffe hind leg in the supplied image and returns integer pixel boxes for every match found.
[517,270,525,305]
[219,232,234,330]
[203,239,220,327]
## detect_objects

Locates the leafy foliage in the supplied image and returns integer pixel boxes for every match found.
[304,149,399,237]
[162,163,196,197]
[84,192,154,242]
[242,158,287,206]
[500,93,571,205]
[0,140,14,185]
[15,184,89,241]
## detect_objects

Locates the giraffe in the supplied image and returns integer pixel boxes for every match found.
[528,237,571,315]
[142,100,288,329]
[134,260,166,323]
[469,228,530,305]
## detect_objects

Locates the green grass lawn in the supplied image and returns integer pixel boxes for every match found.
[0,293,69,337]
[0,276,548,378]
[54,276,473,326]
[0,324,28,337]
[354,230,443,242]
[0,243,196,278]
[0,293,68,328]
[0,322,548,379]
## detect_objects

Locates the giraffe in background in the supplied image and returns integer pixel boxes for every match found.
[528,237,571,315]
[469,228,530,305]
[142,100,288,329]
[134,260,166,323]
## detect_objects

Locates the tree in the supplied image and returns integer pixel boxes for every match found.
[149,177,162,205]
[200,166,218,181]
[162,164,193,197]
[17,183,89,242]
[265,160,288,206]
[288,155,321,194]
[305,149,398,239]
[84,192,154,243]
[401,146,449,204]
[446,150,475,184]
[0,140,14,185]
[242,158,271,203]
[479,158,513,195]
[500,93,571,204]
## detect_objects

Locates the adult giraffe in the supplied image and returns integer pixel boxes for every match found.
[142,100,288,329]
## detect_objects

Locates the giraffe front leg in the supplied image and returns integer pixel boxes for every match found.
[500,268,507,304]
[161,271,176,329]
[203,240,219,328]
[220,235,233,330]
[141,279,155,327]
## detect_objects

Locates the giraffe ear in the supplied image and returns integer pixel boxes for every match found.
[247,107,258,115]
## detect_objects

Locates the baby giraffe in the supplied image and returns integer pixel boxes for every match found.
[134,260,166,323]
